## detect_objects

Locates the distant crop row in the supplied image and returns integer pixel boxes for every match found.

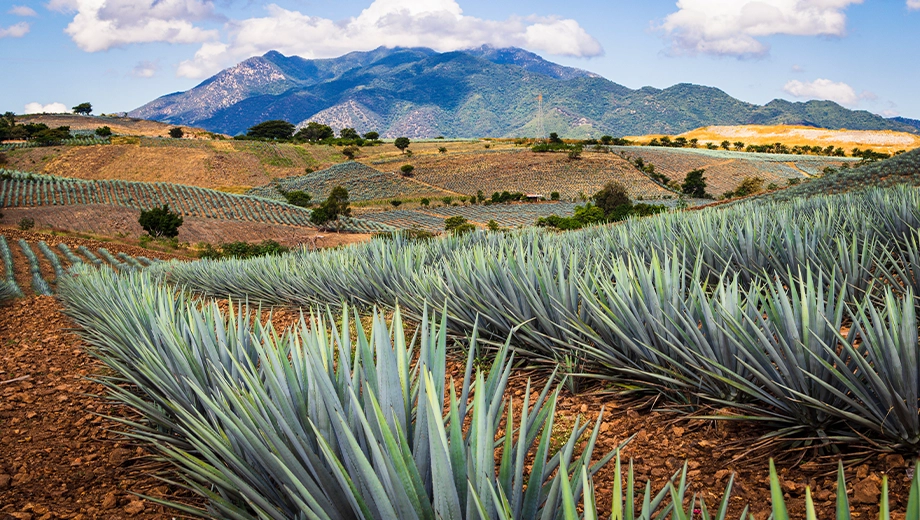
[0,170,393,234]
[427,202,580,228]
[0,136,109,151]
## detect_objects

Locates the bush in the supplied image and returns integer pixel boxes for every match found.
[247,120,295,140]
[420,198,430,207]
[282,190,312,208]
[400,164,415,176]
[199,240,290,260]
[341,146,359,160]
[390,199,402,208]
[18,217,34,231]
[168,127,184,139]
[733,176,765,197]
[486,220,500,231]
[681,168,709,198]
[444,215,475,234]
[95,126,112,137]
[363,131,379,141]
[550,191,560,201]
[593,181,631,217]
[394,137,410,153]
[0,152,7,166]
[438,147,447,154]
[139,205,183,238]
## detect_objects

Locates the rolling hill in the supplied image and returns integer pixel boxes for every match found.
[130,46,918,139]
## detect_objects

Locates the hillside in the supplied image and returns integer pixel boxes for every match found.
[658,125,920,155]
[129,47,918,139]
[15,114,214,139]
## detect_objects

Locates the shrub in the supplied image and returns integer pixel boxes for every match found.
[95,126,112,137]
[363,131,379,140]
[139,205,183,238]
[341,146,359,160]
[18,217,34,231]
[420,198,430,207]
[441,196,453,206]
[199,240,290,260]
[438,146,447,154]
[394,137,410,153]
[0,152,7,166]
[390,199,402,208]
[486,219,500,231]
[400,164,415,176]
[550,191,560,201]
[282,190,312,208]
[444,215,475,234]
[593,181,631,217]
[168,127,184,139]
[681,168,709,198]
[733,176,765,197]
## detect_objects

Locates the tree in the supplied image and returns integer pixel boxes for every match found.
[420,198,430,207]
[733,141,745,151]
[390,199,403,208]
[310,186,351,226]
[169,127,184,139]
[72,103,92,116]
[600,135,613,145]
[445,216,475,234]
[394,137,411,153]
[95,126,112,137]
[438,147,447,154]
[339,127,359,140]
[487,220,500,231]
[733,176,765,197]
[247,120,295,140]
[363,131,379,141]
[550,191,560,201]
[139,205,183,238]
[720,140,731,150]
[283,190,312,208]
[400,164,415,176]
[681,169,708,198]
[593,181,631,218]
[296,122,334,142]
[548,133,562,144]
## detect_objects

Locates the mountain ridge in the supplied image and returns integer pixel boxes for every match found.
[130,46,918,138]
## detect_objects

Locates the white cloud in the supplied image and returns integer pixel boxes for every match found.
[9,5,38,17]
[51,0,220,52]
[0,22,30,38]
[660,0,862,57]
[909,0,920,9]
[783,78,859,106]
[132,60,159,78]
[177,0,602,78]
[24,102,69,114]
[791,64,804,73]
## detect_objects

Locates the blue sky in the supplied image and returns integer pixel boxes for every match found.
[1,0,917,119]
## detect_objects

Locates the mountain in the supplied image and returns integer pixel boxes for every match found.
[131,46,919,138]
[891,116,920,132]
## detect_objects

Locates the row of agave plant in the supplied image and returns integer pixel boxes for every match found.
[58,267,920,518]
[149,185,920,449]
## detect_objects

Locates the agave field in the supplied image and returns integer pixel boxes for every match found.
[372,151,674,200]
[428,202,581,228]
[0,234,161,301]
[248,161,456,202]
[50,182,920,518]
[361,209,449,232]
[0,170,393,233]
[609,146,857,195]
[0,136,109,152]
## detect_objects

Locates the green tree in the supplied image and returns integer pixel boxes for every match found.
[548,132,562,144]
[394,137,411,153]
[95,126,112,137]
[310,186,351,226]
[247,120,295,140]
[363,131,379,140]
[283,190,312,208]
[400,164,415,176]
[420,198,430,207]
[169,127,184,139]
[681,168,708,198]
[593,181,631,218]
[139,205,183,238]
[733,176,765,197]
[390,199,402,208]
[438,147,447,154]
[720,140,731,150]
[296,122,334,142]
[339,127,359,140]
[599,135,613,145]
[550,191,560,201]
[72,102,92,115]
[445,216,475,234]
[486,220,500,231]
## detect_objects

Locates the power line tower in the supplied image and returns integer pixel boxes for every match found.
[537,94,547,141]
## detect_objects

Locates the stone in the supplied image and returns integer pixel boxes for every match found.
[853,475,882,504]
[0,474,10,489]
[124,501,145,516]
[101,491,118,510]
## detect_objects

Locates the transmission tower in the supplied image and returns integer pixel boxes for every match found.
[537,94,547,141]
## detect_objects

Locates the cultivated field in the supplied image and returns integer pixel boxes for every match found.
[644,124,920,155]
[16,113,212,139]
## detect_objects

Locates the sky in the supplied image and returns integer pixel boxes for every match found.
[1,0,918,119]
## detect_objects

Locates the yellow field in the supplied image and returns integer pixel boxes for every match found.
[16,114,215,139]
[628,125,920,154]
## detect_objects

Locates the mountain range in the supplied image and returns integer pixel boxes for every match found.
[130,46,919,139]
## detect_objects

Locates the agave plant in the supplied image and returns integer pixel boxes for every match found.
[60,266,614,519]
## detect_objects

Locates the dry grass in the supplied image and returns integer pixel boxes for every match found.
[17,114,213,139]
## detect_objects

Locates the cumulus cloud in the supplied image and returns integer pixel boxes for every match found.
[783,78,861,106]
[132,60,159,78]
[177,0,603,78]
[0,22,30,38]
[909,0,920,9]
[50,0,220,52]
[9,5,38,17]
[660,0,862,57]
[24,102,68,114]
